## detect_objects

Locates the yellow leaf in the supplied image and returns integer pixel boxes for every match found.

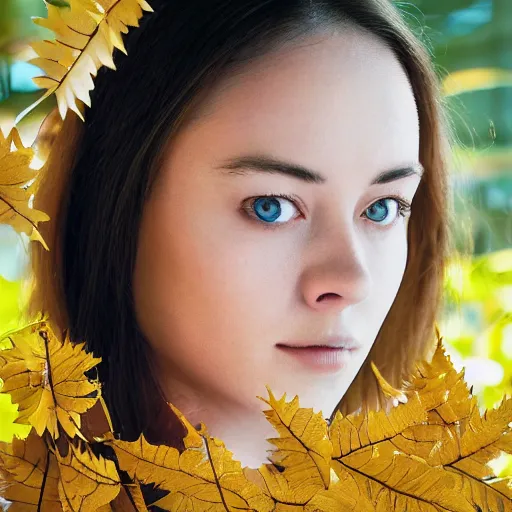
[323,388,473,511]
[370,361,408,406]
[106,417,274,512]
[124,482,148,511]
[248,385,332,505]
[330,392,427,458]
[16,0,154,124]
[305,467,375,512]
[406,333,473,426]
[394,340,512,511]
[55,441,121,511]
[334,445,472,511]
[0,322,101,440]
[0,430,62,511]
[0,129,49,250]
[0,432,121,511]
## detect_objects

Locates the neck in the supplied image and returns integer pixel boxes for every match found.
[150,376,277,469]
[199,404,278,469]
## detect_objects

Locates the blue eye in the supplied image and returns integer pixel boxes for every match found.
[365,198,409,226]
[242,195,410,228]
[244,195,299,224]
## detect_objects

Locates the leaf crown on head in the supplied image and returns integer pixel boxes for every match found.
[0,1,511,511]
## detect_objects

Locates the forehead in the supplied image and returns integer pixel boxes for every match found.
[180,27,420,174]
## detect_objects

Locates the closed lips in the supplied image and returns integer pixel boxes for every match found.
[275,337,361,350]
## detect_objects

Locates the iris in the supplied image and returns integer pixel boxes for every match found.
[365,199,390,222]
[253,197,281,222]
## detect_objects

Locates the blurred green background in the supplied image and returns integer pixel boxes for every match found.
[0,0,511,475]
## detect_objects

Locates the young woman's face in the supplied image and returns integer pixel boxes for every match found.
[133,27,422,418]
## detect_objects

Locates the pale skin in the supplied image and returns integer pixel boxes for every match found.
[133,26,422,468]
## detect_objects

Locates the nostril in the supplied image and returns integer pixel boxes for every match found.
[317,293,340,302]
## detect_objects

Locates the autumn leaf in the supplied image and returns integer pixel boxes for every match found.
[242,385,333,506]
[55,441,121,511]
[309,334,511,511]
[0,431,121,512]
[0,128,49,249]
[106,404,274,512]
[123,482,148,511]
[304,467,375,512]
[320,389,473,511]
[370,360,409,407]
[405,332,474,427]
[98,482,148,511]
[0,322,101,440]
[16,0,154,123]
[394,337,512,511]
[331,445,473,512]
[0,430,62,511]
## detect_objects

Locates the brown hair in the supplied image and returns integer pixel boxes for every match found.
[27,0,454,442]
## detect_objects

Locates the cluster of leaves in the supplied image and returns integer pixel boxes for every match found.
[0,320,511,511]
[0,0,160,453]
[1,0,155,251]
[0,128,49,249]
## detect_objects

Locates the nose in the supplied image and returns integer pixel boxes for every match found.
[300,228,372,312]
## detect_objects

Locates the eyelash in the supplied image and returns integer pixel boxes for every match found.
[240,193,412,230]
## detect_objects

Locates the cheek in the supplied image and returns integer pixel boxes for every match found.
[132,196,293,357]
[370,228,409,308]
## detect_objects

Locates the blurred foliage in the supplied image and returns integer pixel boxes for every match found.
[0,0,48,53]
[442,250,512,403]
[401,0,512,255]
[0,277,31,442]
[440,249,512,476]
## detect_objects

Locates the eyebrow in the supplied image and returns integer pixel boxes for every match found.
[214,155,424,185]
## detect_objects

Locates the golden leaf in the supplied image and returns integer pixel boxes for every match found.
[0,322,101,440]
[393,339,512,511]
[0,430,62,511]
[318,388,475,511]
[370,361,408,406]
[245,385,332,505]
[123,482,148,511]
[16,0,154,123]
[55,441,121,511]
[0,431,121,512]
[406,332,474,426]
[0,129,49,249]
[106,405,275,512]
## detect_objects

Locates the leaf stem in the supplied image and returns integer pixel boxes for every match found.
[40,330,58,410]
[37,447,50,512]
[203,436,230,512]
